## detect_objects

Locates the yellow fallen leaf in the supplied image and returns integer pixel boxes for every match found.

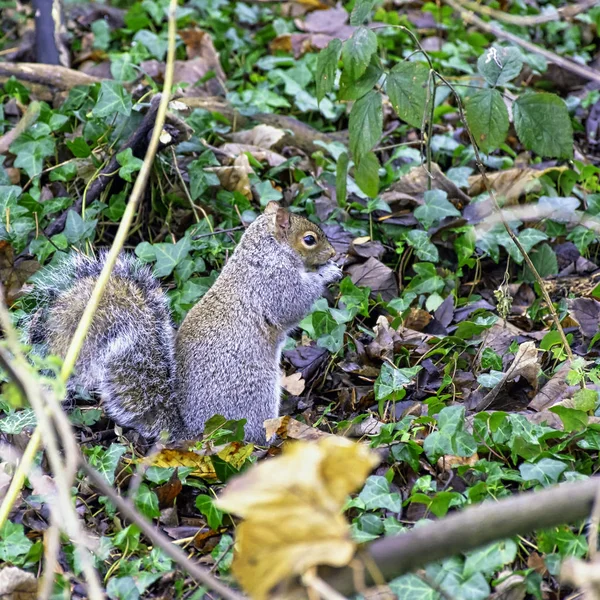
[215,437,379,599]
[264,416,330,441]
[212,154,254,199]
[145,442,254,481]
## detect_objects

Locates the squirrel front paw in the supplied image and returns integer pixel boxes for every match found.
[318,261,343,284]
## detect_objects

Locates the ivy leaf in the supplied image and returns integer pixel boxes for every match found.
[316,38,342,104]
[342,26,378,82]
[355,151,380,197]
[414,190,460,229]
[92,80,132,118]
[0,521,33,563]
[10,124,55,179]
[116,147,144,182]
[374,363,422,401]
[0,409,36,434]
[464,539,518,577]
[88,443,126,485]
[423,405,477,460]
[519,458,566,486]
[135,484,160,519]
[196,494,224,530]
[358,475,402,512]
[107,576,140,600]
[63,210,97,244]
[349,90,382,164]
[153,237,192,277]
[513,92,573,159]
[464,88,509,153]
[386,61,430,128]
[477,46,523,87]
[389,574,438,600]
[405,230,439,262]
[518,228,548,253]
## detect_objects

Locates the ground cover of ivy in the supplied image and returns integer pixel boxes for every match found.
[1,0,600,598]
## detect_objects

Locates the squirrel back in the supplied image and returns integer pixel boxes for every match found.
[27,203,341,443]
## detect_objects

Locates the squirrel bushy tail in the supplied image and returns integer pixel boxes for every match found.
[28,251,184,439]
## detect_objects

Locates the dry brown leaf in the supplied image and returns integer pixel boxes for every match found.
[403,307,432,332]
[228,124,286,149]
[155,470,183,508]
[0,566,38,599]
[264,416,331,441]
[220,143,286,167]
[215,437,379,600]
[476,341,540,412]
[468,166,566,205]
[269,32,341,57]
[437,453,479,472]
[347,257,398,301]
[281,372,306,395]
[529,361,572,411]
[382,163,470,206]
[212,154,253,199]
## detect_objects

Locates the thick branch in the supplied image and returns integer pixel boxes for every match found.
[0,63,99,91]
[323,476,600,594]
[180,97,347,155]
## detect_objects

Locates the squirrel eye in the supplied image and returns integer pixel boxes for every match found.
[303,233,317,247]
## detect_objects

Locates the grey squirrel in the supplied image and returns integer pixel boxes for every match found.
[27,202,342,444]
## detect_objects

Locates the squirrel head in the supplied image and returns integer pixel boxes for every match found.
[264,202,336,268]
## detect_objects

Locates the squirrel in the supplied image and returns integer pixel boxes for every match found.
[27,202,342,444]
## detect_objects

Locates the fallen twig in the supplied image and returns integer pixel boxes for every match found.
[0,63,99,91]
[445,0,600,86]
[452,0,599,26]
[79,459,246,600]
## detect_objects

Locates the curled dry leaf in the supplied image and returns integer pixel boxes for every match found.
[264,416,331,441]
[281,372,306,396]
[211,153,254,199]
[214,436,379,600]
[468,166,566,206]
[437,453,480,472]
[220,143,287,167]
[228,124,285,149]
[476,341,541,412]
[382,163,470,205]
[347,257,399,301]
[568,297,600,338]
[0,566,38,599]
[529,361,572,411]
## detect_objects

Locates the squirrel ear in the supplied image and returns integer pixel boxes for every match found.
[275,206,290,236]
[264,202,280,215]
[265,202,290,238]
